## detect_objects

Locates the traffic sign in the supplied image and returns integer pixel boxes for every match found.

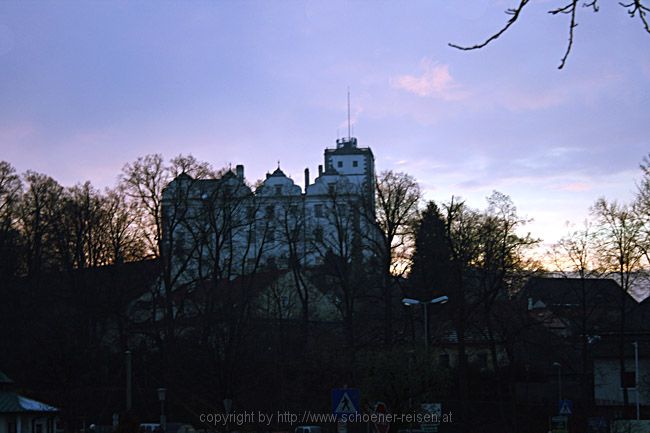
[550,415,568,433]
[332,389,360,416]
[420,403,442,432]
[558,399,573,415]
[373,402,390,433]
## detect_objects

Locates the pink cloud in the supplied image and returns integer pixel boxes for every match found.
[392,60,468,101]
[557,182,592,192]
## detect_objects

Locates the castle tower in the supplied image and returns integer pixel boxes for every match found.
[323,136,376,207]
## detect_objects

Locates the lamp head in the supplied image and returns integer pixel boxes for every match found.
[430,295,449,305]
[402,298,420,306]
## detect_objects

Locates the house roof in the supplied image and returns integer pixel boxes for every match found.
[521,276,643,333]
[0,392,59,414]
[522,277,635,307]
[0,371,13,385]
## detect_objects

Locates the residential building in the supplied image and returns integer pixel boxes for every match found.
[0,371,60,433]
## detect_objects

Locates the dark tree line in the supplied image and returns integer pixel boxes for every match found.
[2,153,650,433]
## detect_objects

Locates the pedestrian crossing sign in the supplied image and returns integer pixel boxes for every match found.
[332,389,360,415]
[559,399,573,415]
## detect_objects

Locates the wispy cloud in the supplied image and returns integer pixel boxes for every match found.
[501,89,566,111]
[391,59,468,101]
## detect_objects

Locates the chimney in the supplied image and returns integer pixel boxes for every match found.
[304,168,310,188]
[318,164,323,177]
[235,164,244,180]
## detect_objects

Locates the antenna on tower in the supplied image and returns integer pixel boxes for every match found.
[347,87,351,139]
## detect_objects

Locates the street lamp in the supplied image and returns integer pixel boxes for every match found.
[157,388,166,432]
[402,295,449,349]
[552,362,562,404]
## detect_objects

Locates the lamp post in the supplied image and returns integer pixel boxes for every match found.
[402,295,449,350]
[125,351,132,412]
[157,388,166,432]
[633,341,640,420]
[552,362,562,404]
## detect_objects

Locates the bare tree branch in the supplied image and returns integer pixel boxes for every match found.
[449,0,649,69]
[448,0,530,51]
[620,0,650,33]
[549,0,579,69]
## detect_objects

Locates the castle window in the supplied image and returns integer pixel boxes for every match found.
[313,227,323,242]
[352,160,358,168]
[275,185,282,195]
[328,184,336,195]
[439,353,450,368]
[337,161,343,168]
[265,205,275,220]
[315,204,323,218]
[247,206,256,222]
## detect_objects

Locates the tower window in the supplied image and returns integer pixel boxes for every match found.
[337,161,343,168]
[352,160,358,168]
[315,204,323,218]
[275,185,282,195]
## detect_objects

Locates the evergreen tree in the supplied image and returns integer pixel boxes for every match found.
[409,201,452,294]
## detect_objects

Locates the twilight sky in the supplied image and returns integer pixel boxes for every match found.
[1,0,649,250]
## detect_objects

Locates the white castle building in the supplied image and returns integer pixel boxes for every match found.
[161,136,378,285]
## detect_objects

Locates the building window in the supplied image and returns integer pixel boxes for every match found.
[315,204,323,218]
[477,352,488,369]
[621,371,636,388]
[266,205,275,220]
[439,353,450,368]
[314,227,323,242]
[328,184,336,195]
[275,185,282,195]
[337,161,343,168]
[352,160,358,168]
[247,206,256,223]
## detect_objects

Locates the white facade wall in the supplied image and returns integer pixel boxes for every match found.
[594,358,650,406]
